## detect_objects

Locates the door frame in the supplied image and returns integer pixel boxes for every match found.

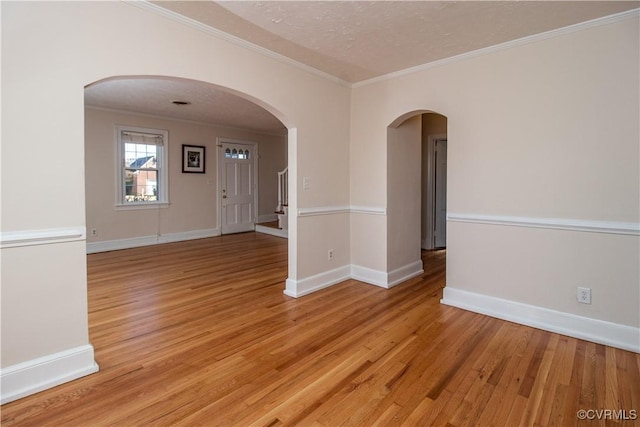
[423,133,447,249]
[216,137,259,234]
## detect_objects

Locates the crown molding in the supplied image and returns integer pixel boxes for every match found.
[125,2,637,90]
[353,8,640,88]
[124,0,351,88]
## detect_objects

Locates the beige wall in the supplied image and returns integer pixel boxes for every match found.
[85,108,286,243]
[387,115,422,272]
[351,16,639,327]
[1,1,350,369]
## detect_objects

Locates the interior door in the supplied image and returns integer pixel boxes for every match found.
[220,142,256,235]
[433,138,447,248]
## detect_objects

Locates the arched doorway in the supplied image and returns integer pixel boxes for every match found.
[83,75,294,275]
[387,110,448,282]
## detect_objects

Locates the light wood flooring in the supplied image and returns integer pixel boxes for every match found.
[2,232,639,426]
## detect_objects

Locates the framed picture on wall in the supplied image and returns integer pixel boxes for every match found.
[182,144,205,173]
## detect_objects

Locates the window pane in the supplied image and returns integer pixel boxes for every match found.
[125,143,157,169]
[124,170,158,203]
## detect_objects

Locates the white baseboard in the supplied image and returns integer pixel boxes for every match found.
[255,224,288,239]
[441,287,640,353]
[284,265,351,298]
[285,261,424,298]
[86,228,220,253]
[388,261,424,288]
[351,261,423,289]
[0,345,99,404]
[350,264,388,288]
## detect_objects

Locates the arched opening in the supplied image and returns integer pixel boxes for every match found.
[387,110,448,284]
[83,75,294,283]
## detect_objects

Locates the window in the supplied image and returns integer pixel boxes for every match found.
[224,147,250,160]
[116,126,169,208]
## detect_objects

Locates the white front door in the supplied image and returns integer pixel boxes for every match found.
[219,141,257,235]
[433,138,447,248]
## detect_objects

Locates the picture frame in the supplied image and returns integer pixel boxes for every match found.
[182,144,205,173]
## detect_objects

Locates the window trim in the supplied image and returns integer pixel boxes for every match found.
[115,125,169,209]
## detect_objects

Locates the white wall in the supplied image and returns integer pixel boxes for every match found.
[351,14,639,345]
[1,0,350,402]
[84,107,286,246]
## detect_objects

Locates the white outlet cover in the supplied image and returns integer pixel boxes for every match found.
[577,287,591,304]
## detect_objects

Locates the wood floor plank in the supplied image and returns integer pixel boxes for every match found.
[1,234,638,426]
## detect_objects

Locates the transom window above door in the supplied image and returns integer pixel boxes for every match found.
[224,148,250,160]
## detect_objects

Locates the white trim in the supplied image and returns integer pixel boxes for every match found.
[353,8,640,88]
[441,287,640,353]
[114,202,170,211]
[298,206,351,217]
[255,224,288,239]
[0,227,86,249]
[351,261,424,289]
[86,228,220,253]
[285,261,424,298]
[127,0,350,88]
[157,229,220,244]
[350,265,388,288]
[349,206,387,215]
[388,261,424,288]
[0,345,99,404]
[447,213,640,236]
[298,205,387,217]
[284,265,351,298]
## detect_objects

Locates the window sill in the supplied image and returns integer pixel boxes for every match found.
[115,202,170,211]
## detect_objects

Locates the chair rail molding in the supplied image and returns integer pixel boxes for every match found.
[0,227,86,249]
[447,213,640,236]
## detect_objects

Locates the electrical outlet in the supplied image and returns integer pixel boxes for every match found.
[328,249,334,261]
[577,287,591,304]
[303,177,310,190]
[90,228,98,236]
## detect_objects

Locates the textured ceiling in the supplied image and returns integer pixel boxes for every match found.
[157,1,638,83]
[85,1,638,133]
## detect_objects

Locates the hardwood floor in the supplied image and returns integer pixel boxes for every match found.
[2,232,639,426]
